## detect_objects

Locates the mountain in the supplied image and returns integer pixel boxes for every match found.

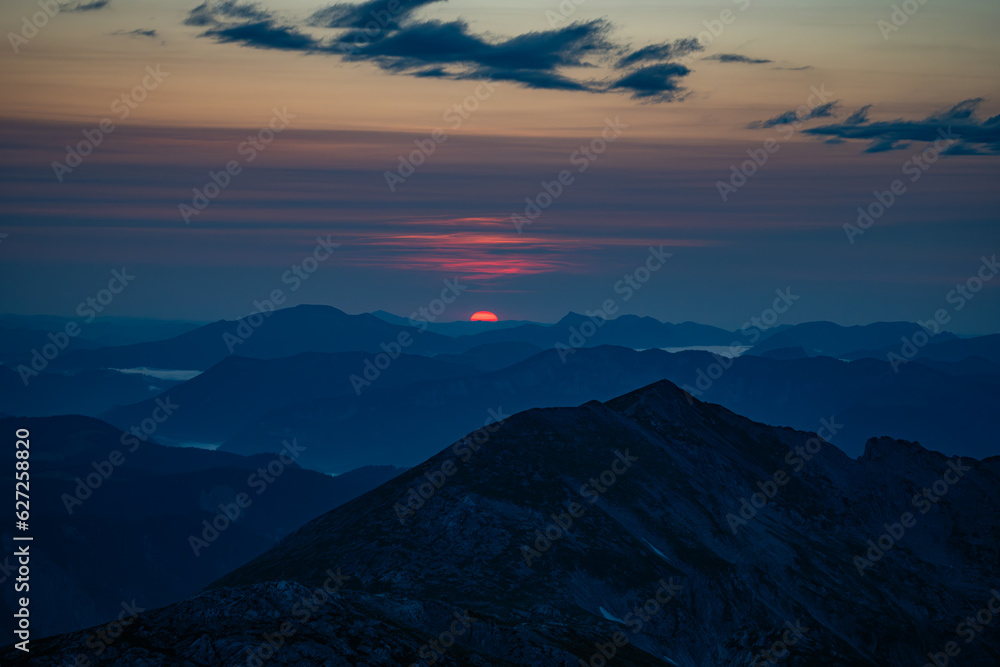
[0,326,101,365]
[745,321,959,359]
[430,341,546,372]
[0,366,182,417]
[221,346,1000,472]
[0,315,205,348]
[0,415,403,639]
[372,310,540,336]
[100,352,477,445]
[52,305,460,371]
[844,333,1000,366]
[14,381,1000,665]
[454,312,737,349]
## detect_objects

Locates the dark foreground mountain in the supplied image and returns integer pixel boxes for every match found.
[0,416,402,639]
[13,382,999,665]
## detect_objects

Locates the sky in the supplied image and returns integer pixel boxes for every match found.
[1,0,998,333]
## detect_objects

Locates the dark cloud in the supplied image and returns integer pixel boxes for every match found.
[610,63,691,102]
[205,20,322,51]
[616,38,702,68]
[341,19,611,72]
[748,101,839,129]
[184,0,698,101]
[865,139,910,153]
[64,0,110,12]
[308,0,442,29]
[803,99,1000,155]
[113,28,158,38]
[844,104,872,125]
[184,0,271,27]
[703,53,771,64]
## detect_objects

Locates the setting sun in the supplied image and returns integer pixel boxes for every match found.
[470,311,499,322]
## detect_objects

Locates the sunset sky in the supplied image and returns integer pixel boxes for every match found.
[1,0,998,332]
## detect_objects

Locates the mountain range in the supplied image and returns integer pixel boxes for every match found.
[12,381,999,665]
[0,415,401,639]
[91,345,1000,472]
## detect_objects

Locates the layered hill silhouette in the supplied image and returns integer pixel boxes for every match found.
[51,306,459,371]
[843,333,1000,366]
[13,381,999,665]
[186,346,999,472]
[0,416,401,639]
[446,312,738,349]
[0,366,182,418]
[100,352,477,445]
[744,321,959,358]
[46,306,745,373]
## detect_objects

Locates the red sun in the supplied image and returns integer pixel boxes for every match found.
[470,311,499,322]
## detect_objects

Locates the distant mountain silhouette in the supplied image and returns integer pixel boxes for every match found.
[0,366,181,417]
[100,352,477,444]
[371,310,538,336]
[844,333,1000,366]
[746,321,958,358]
[53,305,460,371]
[0,415,402,640]
[49,306,742,373]
[218,346,999,472]
[454,312,737,349]
[0,315,205,349]
[16,382,999,664]
[430,341,546,371]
